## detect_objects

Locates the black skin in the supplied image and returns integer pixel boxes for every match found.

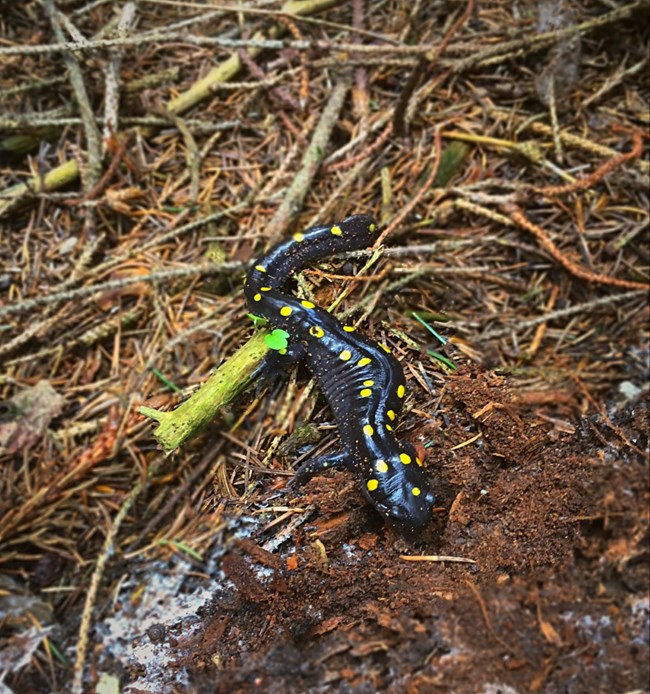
[245,215,436,532]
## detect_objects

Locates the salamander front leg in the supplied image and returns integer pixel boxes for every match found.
[290,450,354,488]
[251,342,306,396]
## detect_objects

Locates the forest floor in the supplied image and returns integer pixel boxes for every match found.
[0,1,648,693]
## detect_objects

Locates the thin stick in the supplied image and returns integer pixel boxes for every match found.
[400,554,476,564]
[394,0,474,135]
[474,289,647,339]
[536,129,644,196]
[71,457,164,694]
[377,128,443,244]
[265,77,351,242]
[165,0,342,116]
[102,3,136,143]
[40,0,102,192]
[502,203,648,291]
[0,263,242,320]
[449,0,645,73]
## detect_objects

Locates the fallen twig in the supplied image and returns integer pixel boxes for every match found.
[265,77,351,242]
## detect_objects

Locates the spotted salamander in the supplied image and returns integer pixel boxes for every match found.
[245,214,436,532]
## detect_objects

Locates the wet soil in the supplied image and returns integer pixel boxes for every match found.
[139,371,649,693]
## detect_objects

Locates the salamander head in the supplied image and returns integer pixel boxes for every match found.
[385,488,436,532]
[366,447,436,533]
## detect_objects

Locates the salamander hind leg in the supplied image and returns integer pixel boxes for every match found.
[289,450,354,488]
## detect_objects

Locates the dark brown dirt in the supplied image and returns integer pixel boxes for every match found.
[155,373,649,694]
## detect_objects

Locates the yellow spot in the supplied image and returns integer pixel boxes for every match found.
[380,343,391,354]
[279,348,287,355]
[400,453,412,465]
[387,410,396,421]
[309,326,324,338]
[412,487,421,496]
[253,293,262,302]
[255,265,266,272]
[360,388,372,397]
[386,425,393,432]
[301,300,315,309]
[293,232,304,242]
[339,350,352,361]
[280,306,293,316]
[261,286,271,291]
[357,357,372,367]
[343,326,355,332]
[416,457,423,466]
[330,225,343,236]
[375,460,388,473]
[369,223,376,232]
[397,384,406,398]
[363,424,374,436]
[363,380,374,387]
[367,479,379,492]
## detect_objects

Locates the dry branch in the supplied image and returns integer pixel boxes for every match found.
[165,0,343,116]
[265,77,351,241]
